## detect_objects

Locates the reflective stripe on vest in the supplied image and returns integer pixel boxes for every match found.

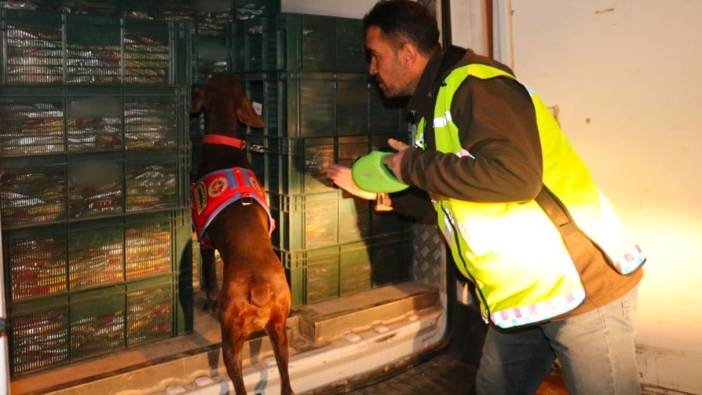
[419,63,645,328]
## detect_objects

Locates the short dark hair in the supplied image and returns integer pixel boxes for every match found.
[363,0,440,54]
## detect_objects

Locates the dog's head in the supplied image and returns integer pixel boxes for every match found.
[191,73,264,130]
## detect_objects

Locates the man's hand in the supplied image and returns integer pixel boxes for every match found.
[383,138,409,183]
[325,164,377,200]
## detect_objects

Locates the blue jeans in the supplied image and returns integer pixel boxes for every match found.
[476,287,640,395]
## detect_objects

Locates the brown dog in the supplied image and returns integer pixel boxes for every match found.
[191,73,293,395]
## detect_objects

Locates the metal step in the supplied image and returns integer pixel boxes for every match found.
[12,281,440,395]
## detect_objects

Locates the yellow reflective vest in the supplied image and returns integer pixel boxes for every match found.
[416,63,645,329]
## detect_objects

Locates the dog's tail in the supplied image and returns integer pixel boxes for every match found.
[250,276,272,307]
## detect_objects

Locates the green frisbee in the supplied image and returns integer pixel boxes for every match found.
[352,151,409,193]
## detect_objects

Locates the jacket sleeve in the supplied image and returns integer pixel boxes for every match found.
[399,76,543,203]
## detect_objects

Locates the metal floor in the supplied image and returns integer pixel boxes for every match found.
[342,354,477,395]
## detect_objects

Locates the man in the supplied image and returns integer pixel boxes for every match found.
[325,1,645,394]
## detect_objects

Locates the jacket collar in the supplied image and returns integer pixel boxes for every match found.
[408,46,469,119]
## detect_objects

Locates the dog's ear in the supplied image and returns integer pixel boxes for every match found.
[192,84,207,114]
[236,97,265,128]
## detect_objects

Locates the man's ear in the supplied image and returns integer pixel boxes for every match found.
[191,85,207,114]
[400,42,419,68]
[236,97,264,128]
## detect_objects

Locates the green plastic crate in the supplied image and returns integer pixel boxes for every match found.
[280,244,338,306]
[68,152,125,219]
[9,295,70,375]
[269,191,340,251]
[0,85,190,158]
[195,11,231,36]
[122,0,155,17]
[0,9,191,85]
[280,14,335,73]
[232,0,280,20]
[56,0,124,16]
[1,10,62,84]
[5,207,193,376]
[0,156,67,227]
[154,0,196,24]
[267,189,372,251]
[124,87,190,150]
[238,73,282,136]
[339,241,373,295]
[3,209,191,303]
[231,14,280,72]
[0,151,189,228]
[4,224,68,301]
[0,89,65,157]
[231,13,367,74]
[368,84,407,135]
[68,218,125,291]
[280,233,414,307]
[237,72,403,137]
[335,17,367,73]
[125,150,184,213]
[126,275,174,346]
[193,34,231,85]
[20,0,155,17]
[66,92,123,153]
[69,285,126,360]
[7,274,183,376]
[336,79,370,135]
[246,134,335,195]
[125,213,174,281]
[65,14,122,84]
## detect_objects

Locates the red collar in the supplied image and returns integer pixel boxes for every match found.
[203,134,246,149]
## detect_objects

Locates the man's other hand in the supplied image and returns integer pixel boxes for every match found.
[383,138,409,183]
[325,164,377,200]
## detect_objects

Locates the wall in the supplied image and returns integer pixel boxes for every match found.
[509,0,702,393]
[450,0,488,55]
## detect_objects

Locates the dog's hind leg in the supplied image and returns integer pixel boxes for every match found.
[266,316,293,395]
[222,326,248,395]
[201,247,219,311]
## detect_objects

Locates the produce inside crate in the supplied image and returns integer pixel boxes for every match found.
[0,95,64,156]
[1,9,189,85]
[125,215,173,280]
[6,227,67,301]
[68,155,123,219]
[8,274,179,375]
[125,151,179,212]
[69,286,126,360]
[9,296,70,375]
[126,276,174,346]
[0,86,189,157]
[0,158,66,226]
[3,210,187,303]
[125,94,180,149]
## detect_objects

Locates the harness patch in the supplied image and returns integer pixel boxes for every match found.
[191,167,274,248]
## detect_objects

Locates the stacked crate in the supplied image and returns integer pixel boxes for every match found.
[230,1,414,307]
[0,6,193,376]
[187,5,234,291]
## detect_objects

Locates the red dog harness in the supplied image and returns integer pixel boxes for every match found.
[192,132,274,249]
[191,167,274,249]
